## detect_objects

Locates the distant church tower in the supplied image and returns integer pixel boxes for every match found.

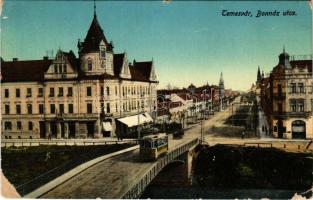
[219,72,224,111]
[256,66,262,85]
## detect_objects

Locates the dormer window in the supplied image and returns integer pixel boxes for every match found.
[100,46,106,59]
[88,59,92,71]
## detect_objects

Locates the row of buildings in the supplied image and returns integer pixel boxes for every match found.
[1,9,158,139]
[257,50,312,139]
[156,79,240,125]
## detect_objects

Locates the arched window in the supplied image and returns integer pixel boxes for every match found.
[87,59,92,71]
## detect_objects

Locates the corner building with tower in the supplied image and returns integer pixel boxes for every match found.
[1,8,158,139]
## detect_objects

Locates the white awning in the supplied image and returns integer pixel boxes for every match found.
[143,112,153,122]
[102,122,112,132]
[117,114,152,128]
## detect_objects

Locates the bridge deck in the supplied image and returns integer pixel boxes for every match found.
[40,133,199,199]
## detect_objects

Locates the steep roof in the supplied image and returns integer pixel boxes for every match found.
[129,61,154,82]
[1,59,52,82]
[80,15,113,53]
[113,53,125,77]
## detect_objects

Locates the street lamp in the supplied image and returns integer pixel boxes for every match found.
[137,94,144,140]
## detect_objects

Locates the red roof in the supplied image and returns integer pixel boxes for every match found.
[1,59,52,82]
[113,53,125,77]
[129,61,153,82]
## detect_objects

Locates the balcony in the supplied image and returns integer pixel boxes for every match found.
[288,111,311,118]
[54,113,99,120]
[272,111,311,118]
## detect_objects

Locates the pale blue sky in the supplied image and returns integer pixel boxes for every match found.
[1,1,312,91]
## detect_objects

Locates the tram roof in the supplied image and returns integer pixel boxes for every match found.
[142,133,167,140]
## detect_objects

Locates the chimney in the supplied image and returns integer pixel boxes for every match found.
[13,58,18,61]
[43,56,48,60]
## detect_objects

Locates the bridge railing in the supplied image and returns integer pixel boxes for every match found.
[121,138,199,199]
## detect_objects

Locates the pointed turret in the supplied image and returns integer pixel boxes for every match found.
[79,5,113,54]
[78,1,114,76]
[219,72,225,111]
[219,72,224,88]
[257,66,262,84]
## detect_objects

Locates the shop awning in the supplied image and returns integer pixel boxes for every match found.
[102,122,113,132]
[117,113,153,128]
[143,112,153,122]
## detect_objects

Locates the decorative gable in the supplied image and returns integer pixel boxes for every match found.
[120,54,131,79]
[44,50,78,80]
[149,64,157,81]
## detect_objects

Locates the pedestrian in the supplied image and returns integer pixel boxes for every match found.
[48,133,51,140]
[241,131,245,139]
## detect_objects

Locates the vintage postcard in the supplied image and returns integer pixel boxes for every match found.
[1,0,312,199]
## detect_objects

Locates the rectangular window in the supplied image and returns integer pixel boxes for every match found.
[107,103,110,113]
[100,86,104,96]
[5,105,10,114]
[291,83,297,93]
[17,121,22,130]
[58,87,63,97]
[68,87,73,97]
[4,89,9,98]
[290,100,296,112]
[49,88,55,97]
[59,65,62,74]
[106,87,110,96]
[50,104,55,114]
[54,64,58,73]
[298,100,304,112]
[39,104,44,114]
[88,60,92,71]
[63,64,67,73]
[298,83,304,93]
[87,87,92,96]
[277,84,282,96]
[28,121,33,131]
[27,88,32,97]
[16,88,20,98]
[38,88,43,97]
[87,103,92,113]
[68,104,73,114]
[27,104,32,114]
[16,104,21,114]
[59,104,64,114]
[100,47,106,58]
[4,122,12,130]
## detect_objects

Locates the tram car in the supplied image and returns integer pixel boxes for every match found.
[140,133,168,160]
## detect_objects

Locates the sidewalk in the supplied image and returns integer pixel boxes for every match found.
[1,137,137,148]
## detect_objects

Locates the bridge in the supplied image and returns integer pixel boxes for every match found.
[25,133,200,199]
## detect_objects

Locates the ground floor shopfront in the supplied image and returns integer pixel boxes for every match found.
[2,116,115,139]
[272,117,313,139]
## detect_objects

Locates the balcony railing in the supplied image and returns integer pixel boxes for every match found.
[272,111,311,118]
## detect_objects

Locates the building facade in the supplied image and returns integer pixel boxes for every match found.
[260,50,312,139]
[1,11,158,139]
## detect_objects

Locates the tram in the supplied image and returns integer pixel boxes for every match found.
[139,133,168,160]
